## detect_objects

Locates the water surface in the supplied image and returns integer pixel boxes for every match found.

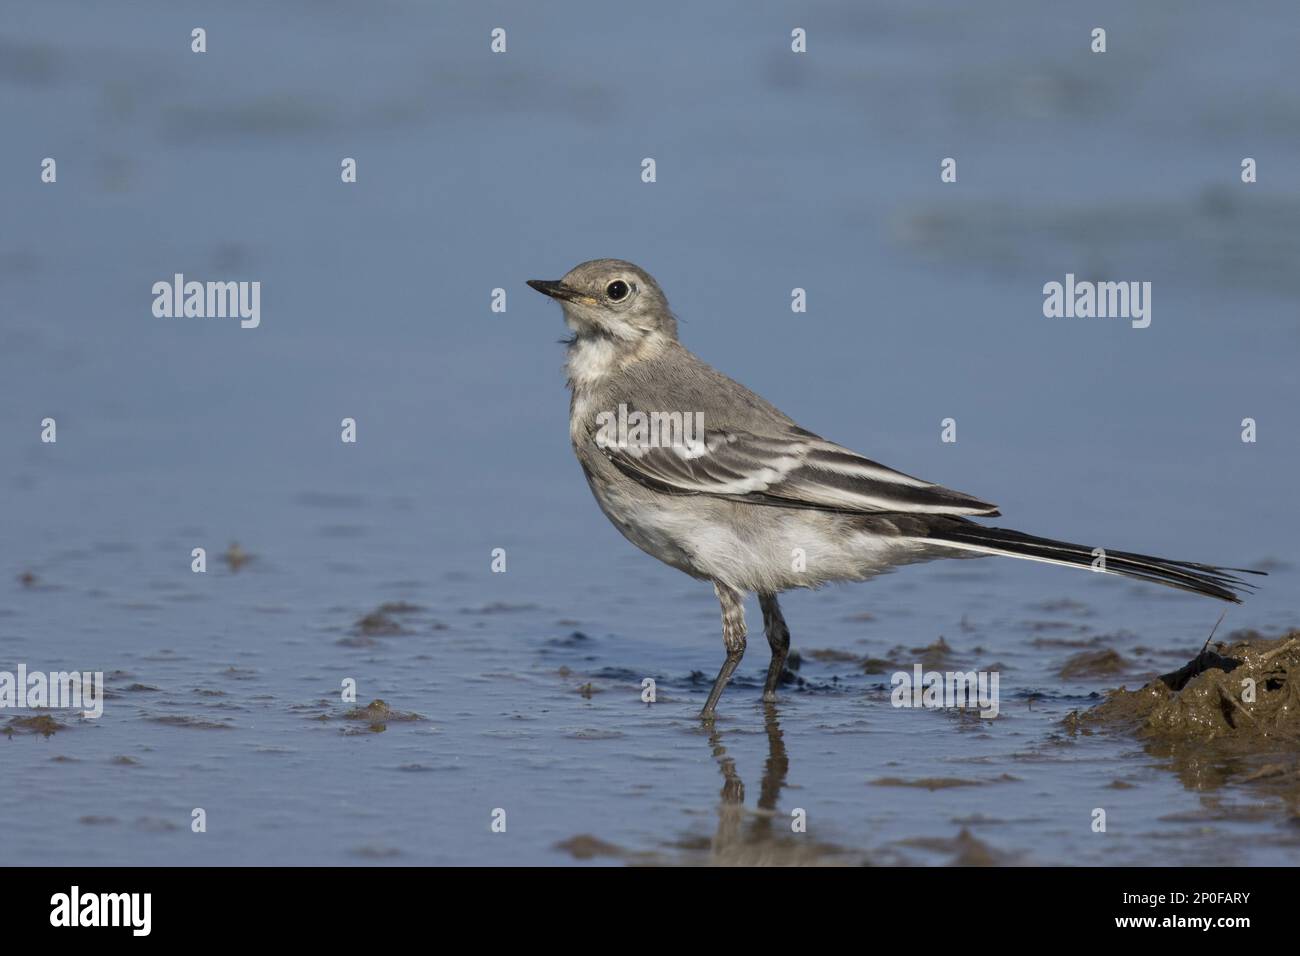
[2,0,1297,865]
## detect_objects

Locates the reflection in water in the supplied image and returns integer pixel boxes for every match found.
[557,701,1008,865]
[698,704,862,866]
[556,704,865,865]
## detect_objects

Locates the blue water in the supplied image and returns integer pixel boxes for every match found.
[2,0,1297,865]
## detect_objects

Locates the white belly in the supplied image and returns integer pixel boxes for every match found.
[588,474,914,593]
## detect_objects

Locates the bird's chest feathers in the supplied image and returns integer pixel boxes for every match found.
[565,331,670,389]
[566,333,673,445]
[569,389,599,444]
[565,337,623,390]
[566,339,630,443]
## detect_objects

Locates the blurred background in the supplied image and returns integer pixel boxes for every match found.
[1,0,1297,865]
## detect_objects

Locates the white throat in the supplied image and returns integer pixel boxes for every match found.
[565,331,669,391]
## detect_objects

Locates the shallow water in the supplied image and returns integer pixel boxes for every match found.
[2,1,1298,865]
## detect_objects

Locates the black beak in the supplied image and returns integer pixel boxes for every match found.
[527,279,583,303]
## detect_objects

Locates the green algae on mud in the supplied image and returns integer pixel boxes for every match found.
[1066,632,1300,805]
[340,698,424,734]
[4,713,67,737]
[342,699,422,721]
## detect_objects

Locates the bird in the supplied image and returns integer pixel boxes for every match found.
[527,259,1263,719]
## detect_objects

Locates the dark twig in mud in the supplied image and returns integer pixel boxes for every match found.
[1139,610,1236,693]
[1197,608,1228,658]
[1156,647,1240,692]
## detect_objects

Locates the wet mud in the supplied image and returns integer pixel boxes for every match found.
[340,699,424,734]
[1067,632,1300,812]
[4,713,68,737]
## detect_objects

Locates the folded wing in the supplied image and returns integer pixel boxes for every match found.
[598,424,1000,517]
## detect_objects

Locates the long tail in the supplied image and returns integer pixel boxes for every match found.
[922,519,1265,603]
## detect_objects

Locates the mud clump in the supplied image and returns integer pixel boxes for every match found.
[555,834,625,861]
[1058,648,1129,679]
[911,636,954,668]
[147,714,234,730]
[1066,632,1300,800]
[341,699,423,733]
[4,713,67,737]
[873,636,955,673]
[1068,633,1300,742]
[222,542,253,572]
[343,699,421,721]
[353,609,407,636]
[859,657,895,675]
[342,602,428,645]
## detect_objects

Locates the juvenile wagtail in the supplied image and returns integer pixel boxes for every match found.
[528,259,1261,719]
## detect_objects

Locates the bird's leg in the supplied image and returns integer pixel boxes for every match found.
[759,592,790,703]
[701,582,746,720]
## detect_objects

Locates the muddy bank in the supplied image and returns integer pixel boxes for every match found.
[1066,632,1300,805]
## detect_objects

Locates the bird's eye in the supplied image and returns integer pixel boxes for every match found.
[606,280,630,301]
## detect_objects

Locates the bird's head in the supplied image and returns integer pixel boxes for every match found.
[528,259,677,343]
